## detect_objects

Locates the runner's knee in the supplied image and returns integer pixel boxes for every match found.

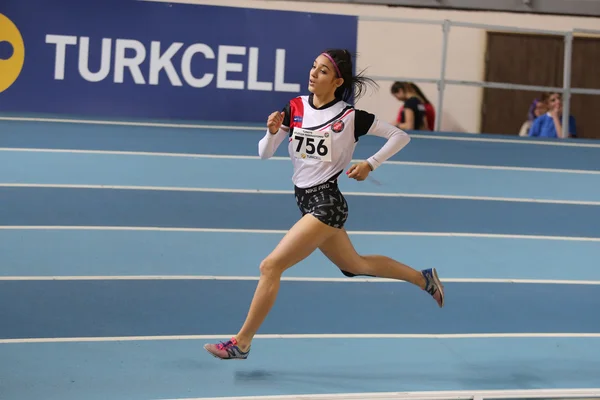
[259,257,285,277]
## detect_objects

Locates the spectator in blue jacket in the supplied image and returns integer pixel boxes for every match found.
[528,92,576,138]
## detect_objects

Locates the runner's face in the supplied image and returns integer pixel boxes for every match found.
[308,54,341,96]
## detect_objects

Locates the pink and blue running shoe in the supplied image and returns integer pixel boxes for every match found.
[204,337,250,360]
[422,268,444,308]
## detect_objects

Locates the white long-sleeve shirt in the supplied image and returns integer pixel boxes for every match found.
[259,94,410,188]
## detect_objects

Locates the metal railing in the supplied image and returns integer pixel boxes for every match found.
[266,0,600,18]
[359,16,600,137]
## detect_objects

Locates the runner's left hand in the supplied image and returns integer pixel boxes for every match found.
[346,161,372,181]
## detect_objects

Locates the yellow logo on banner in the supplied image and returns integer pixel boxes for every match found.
[0,13,25,93]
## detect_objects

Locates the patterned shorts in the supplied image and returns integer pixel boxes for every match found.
[294,178,348,229]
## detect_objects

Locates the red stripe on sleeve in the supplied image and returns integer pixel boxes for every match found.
[289,97,304,129]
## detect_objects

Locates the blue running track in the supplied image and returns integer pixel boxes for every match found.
[1,117,600,400]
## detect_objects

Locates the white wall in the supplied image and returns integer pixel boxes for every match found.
[148,0,600,133]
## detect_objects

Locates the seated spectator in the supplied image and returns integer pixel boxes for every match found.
[529,92,576,138]
[390,81,430,131]
[519,95,548,136]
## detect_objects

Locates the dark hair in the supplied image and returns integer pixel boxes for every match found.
[410,83,431,105]
[390,81,407,94]
[391,81,431,105]
[322,49,378,103]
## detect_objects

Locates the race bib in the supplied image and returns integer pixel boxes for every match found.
[292,128,332,162]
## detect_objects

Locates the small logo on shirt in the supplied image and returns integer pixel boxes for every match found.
[331,120,344,133]
[293,116,303,123]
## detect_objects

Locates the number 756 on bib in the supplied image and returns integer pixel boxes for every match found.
[292,128,332,162]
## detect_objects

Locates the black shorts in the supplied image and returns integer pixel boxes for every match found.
[294,176,348,229]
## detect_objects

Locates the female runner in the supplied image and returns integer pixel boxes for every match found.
[204,49,444,360]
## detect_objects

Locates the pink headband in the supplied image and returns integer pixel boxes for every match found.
[321,52,341,77]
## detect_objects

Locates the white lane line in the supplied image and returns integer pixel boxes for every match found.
[1,275,599,285]
[2,115,600,148]
[3,332,600,344]
[0,226,598,242]
[1,147,599,175]
[1,183,598,205]
[154,387,600,400]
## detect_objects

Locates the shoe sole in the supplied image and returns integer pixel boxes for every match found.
[431,268,445,308]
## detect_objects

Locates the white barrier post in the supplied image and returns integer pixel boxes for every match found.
[562,31,573,138]
[435,19,450,132]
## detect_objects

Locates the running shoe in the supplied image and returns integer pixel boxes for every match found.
[204,337,250,360]
[421,268,445,308]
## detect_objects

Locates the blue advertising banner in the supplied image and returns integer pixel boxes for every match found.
[0,0,358,123]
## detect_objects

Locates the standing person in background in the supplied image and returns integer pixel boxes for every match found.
[409,82,436,130]
[391,81,435,131]
[528,92,577,138]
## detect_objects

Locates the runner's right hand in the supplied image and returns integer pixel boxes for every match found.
[267,111,285,134]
